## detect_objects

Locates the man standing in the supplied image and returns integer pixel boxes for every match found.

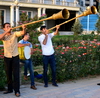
[18,32,37,90]
[38,25,60,87]
[0,23,26,97]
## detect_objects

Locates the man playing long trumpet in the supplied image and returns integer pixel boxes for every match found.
[0,23,26,97]
[38,25,60,87]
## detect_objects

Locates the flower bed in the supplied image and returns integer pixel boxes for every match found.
[0,38,100,87]
[32,40,100,82]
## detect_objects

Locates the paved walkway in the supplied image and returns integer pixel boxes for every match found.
[0,76,100,98]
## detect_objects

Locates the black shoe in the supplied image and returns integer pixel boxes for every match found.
[3,90,13,94]
[52,84,58,87]
[44,84,48,87]
[15,92,20,97]
[97,83,100,85]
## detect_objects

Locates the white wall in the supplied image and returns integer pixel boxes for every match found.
[19,7,37,18]
[66,0,74,2]
[6,9,10,23]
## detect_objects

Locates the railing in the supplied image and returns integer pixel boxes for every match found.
[56,1,78,6]
[0,0,14,1]
[0,0,79,7]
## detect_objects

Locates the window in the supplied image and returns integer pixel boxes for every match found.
[85,4,89,6]
[78,0,83,6]
[80,1,83,6]
[27,12,31,19]
[0,10,4,29]
[14,10,33,26]
[19,11,32,19]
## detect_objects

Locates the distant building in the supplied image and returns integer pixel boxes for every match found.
[78,0,99,34]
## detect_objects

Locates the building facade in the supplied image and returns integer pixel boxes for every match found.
[78,0,99,34]
[78,0,97,6]
[0,0,80,34]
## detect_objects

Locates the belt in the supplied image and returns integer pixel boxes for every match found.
[43,53,54,56]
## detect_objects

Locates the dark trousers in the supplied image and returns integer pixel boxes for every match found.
[4,55,20,93]
[20,59,35,86]
[43,54,56,85]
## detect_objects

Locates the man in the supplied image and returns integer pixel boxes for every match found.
[0,23,26,97]
[18,32,37,90]
[38,25,60,87]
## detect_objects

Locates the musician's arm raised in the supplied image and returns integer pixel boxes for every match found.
[0,28,12,40]
[54,25,60,35]
[0,32,8,40]
[43,34,48,45]
[20,25,26,35]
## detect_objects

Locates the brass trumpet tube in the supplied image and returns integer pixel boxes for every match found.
[48,6,97,31]
[12,17,53,30]
[48,14,84,30]
[12,8,70,30]
[48,16,79,31]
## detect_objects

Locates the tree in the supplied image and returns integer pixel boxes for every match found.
[95,6,100,34]
[71,19,83,35]
[18,11,47,42]
[95,17,100,34]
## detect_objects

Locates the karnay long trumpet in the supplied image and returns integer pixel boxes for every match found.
[48,6,97,31]
[12,8,70,30]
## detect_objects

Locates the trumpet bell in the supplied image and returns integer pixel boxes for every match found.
[48,6,97,31]
[62,9,70,19]
[51,9,70,20]
[82,6,97,16]
[91,6,97,14]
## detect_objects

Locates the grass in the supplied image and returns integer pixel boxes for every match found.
[34,65,43,74]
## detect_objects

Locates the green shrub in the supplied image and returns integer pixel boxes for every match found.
[0,48,6,90]
[0,59,6,90]
[0,34,100,84]
[31,38,100,82]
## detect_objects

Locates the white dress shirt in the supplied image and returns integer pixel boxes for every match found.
[38,32,55,55]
